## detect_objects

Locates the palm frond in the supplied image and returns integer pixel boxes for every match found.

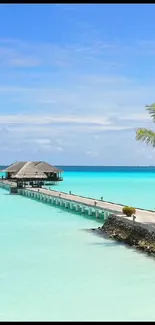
[145,103,155,122]
[136,128,155,147]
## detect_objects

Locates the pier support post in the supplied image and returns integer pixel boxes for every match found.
[81,206,85,214]
[65,201,68,208]
[104,211,110,220]
[88,208,92,216]
[95,209,99,219]
[75,204,79,212]
[70,202,73,210]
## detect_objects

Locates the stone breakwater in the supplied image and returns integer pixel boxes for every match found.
[94,215,155,257]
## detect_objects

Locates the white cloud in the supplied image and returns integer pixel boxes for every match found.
[0,43,40,68]
[32,138,52,145]
[86,150,99,157]
[0,38,125,70]
[0,114,110,125]
[119,113,151,121]
[9,57,40,67]
[56,146,64,152]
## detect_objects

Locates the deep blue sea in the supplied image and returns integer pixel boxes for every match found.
[58,165,155,172]
[0,165,155,321]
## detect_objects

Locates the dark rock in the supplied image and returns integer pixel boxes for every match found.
[95,215,155,258]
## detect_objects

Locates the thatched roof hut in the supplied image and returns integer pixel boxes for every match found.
[11,161,47,179]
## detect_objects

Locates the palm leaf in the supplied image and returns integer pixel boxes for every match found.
[145,103,155,122]
[136,128,155,147]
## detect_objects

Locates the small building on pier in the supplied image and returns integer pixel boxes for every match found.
[2,161,63,188]
[34,161,63,182]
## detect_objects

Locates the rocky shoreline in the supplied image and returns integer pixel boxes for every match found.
[92,215,155,257]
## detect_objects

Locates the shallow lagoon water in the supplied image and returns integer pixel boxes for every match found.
[55,170,155,210]
[0,185,155,321]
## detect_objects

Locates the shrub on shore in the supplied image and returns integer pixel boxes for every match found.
[122,206,136,217]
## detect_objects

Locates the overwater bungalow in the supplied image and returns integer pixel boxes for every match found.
[1,161,63,188]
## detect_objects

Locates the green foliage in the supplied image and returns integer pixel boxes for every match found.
[146,103,155,122]
[136,103,155,147]
[136,128,155,147]
[122,206,136,217]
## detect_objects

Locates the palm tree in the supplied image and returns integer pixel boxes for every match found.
[136,103,155,147]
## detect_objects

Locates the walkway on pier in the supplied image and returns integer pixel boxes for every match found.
[1,180,155,231]
[29,187,155,228]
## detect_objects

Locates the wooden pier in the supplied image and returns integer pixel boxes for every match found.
[0,180,155,229]
[18,187,109,220]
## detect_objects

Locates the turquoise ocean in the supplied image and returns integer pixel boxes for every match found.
[1,166,155,321]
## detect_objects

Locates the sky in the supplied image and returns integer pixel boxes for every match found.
[1,4,155,165]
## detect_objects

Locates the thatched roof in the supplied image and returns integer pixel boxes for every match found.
[3,161,63,173]
[34,161,63,173]
[2,161,26,172]
[11,161,47,179]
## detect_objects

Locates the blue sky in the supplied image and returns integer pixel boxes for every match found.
[1,4,155,165]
